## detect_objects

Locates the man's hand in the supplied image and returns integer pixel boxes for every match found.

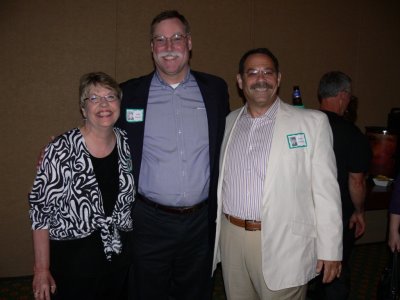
[36,148,45,170]
[388,230,400,252]
[36,136,55,170]
[349,210,366,238]
[316,260,342,283]
[348,172,367,238]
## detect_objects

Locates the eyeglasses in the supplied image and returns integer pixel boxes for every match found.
[245,69,276,78]
[152,33,188,47]
[84,94,118,104]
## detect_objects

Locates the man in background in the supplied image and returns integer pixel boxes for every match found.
[117,10,230,300]
[315,71,372,299]
[212,48,343,300]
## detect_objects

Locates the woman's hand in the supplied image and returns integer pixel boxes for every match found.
[32,269,56,300]
[32,229,55,300]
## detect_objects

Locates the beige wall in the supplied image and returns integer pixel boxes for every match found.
[1,0,399,277]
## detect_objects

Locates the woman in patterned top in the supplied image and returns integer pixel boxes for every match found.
[29,72,135,300]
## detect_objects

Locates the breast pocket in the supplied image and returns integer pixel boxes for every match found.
[184,106,209,143]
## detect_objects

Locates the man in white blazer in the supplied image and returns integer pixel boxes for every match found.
[212,48,343,300]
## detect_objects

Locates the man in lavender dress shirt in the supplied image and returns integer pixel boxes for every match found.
[117,10,230,300]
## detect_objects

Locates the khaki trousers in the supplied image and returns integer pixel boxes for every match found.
[220,216,307,300]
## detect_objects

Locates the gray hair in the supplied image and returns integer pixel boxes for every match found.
[317,71,352,102]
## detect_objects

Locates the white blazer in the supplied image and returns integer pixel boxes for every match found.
[212,99,343,291]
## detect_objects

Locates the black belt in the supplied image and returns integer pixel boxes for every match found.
[137,194,207,214]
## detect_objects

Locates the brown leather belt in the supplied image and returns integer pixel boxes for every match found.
[137,194,207,214]
[225,214,261,231]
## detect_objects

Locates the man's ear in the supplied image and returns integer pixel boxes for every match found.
[236,73,243,90]
[277,72,282,87]
[150,41,154,53]
[187,35,192,51]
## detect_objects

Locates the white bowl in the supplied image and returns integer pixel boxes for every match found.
[373,177,393,187]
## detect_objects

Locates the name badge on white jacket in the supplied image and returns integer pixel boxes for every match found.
[287,133,307,148]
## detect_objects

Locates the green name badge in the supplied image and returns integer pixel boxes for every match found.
[126,109,144,123]
[287,133,307,149]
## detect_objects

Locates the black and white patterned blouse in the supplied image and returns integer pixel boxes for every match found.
[29,127,135,260]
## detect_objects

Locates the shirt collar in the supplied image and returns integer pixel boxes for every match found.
[154,68,192,87]
[243,98,279,120]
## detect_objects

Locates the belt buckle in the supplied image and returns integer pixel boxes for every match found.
[178,207,191,214]
[244,220,258,231]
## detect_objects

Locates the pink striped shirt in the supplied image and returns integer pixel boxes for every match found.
[222,100,278,221]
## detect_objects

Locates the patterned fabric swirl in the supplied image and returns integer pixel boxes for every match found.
[29,127,135,260]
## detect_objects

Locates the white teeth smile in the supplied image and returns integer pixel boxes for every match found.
[255,88,267,91]
[97,111,112,117]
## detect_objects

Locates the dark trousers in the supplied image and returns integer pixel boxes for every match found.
[50,232,130,300]
[52,264,129,300]
[129,199,212,300]
[310,219,355,300]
